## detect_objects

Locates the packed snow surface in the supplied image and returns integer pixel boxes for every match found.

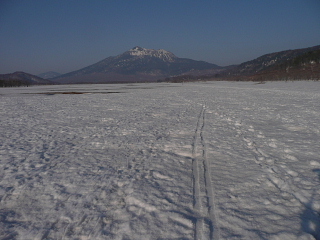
[0,81,320,240]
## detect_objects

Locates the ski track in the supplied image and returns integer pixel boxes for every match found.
[192,103,220,240]
[0,82,320,239]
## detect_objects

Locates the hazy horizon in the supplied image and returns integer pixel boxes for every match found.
[1,0,320,75]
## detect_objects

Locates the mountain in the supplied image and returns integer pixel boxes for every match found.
[245,48,320,81]
[4,46,318,85]
[219,45,320,80]
[0,71,54,87]
[53,46,220,84]
[162,45,320,83]
[38,71,61,79]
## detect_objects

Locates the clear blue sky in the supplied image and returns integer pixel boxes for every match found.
[1,0,320,75]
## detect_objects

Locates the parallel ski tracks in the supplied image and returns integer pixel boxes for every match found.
[192,104,220,240]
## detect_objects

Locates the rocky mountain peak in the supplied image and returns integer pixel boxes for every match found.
[125,46,177,62]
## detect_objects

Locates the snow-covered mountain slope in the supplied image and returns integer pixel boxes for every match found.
[0,81,319,239]
[222,45,320,77]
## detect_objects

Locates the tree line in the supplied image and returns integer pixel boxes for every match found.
[0,79,30,87]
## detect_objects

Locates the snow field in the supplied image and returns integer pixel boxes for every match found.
[0,81,319,239]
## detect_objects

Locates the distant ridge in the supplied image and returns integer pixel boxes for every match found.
[219,45,320,80]
[245,48,320,81]
[0,71,54,87]
[52,46,220,84]
[166,45,320,82]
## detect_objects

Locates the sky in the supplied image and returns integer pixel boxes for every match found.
[0,0,320,75]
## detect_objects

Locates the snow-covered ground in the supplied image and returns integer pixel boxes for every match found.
[0,81,319,240]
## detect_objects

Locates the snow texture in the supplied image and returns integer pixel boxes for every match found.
[0,81,320,240]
